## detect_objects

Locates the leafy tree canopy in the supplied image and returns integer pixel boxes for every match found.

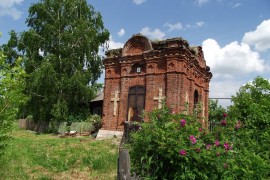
[229,76,270,161]
[0,30,21,66]
[229,76,270,130]
[0,38,27,156]
[15,0,109,121]
[209,99,226,123]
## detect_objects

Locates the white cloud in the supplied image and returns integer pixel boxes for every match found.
[108,36,124,50]
[0,0,23,7]
[209,79,243,107]
[242,19,270,52]
[232,3,241,8]
[140,27,166,40]
[98,36,124,56]
[196,0,209,6]
[164,21,204,32]
[196,21,205,27]
[133,0,146,5]
[202,39,266,77]
[164,22,183,32]
[0,0,23,20]
[117,28,125,37]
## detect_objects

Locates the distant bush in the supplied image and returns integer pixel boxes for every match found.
[46,114,101,134]
[209,99,226,123]
[25,115,34,122]
[86,114,102,132]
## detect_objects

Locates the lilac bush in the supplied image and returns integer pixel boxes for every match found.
[129,106,269,179]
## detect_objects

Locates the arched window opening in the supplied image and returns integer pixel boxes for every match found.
[194,90,199,109]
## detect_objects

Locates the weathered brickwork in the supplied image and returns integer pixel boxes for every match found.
[102,34,212,130]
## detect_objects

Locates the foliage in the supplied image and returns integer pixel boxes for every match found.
[209,99,226,123]
[229,76,270,162]
[0,46,27,156]
[0,127,118,179]
[128,106,269,179]
[0,30,21,66]
[86,114,102,132]
[230,76,270,130]
[11,0,109,121]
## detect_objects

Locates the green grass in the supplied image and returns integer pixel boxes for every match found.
[0,126,119,180]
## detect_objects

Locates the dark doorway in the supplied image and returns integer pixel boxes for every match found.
[127,86,145,122]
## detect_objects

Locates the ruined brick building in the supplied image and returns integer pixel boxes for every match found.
[100,34,212,132]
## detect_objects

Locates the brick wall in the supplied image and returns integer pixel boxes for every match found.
[102,34,212,130]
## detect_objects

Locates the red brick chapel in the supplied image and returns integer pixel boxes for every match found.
[101,34,212,131]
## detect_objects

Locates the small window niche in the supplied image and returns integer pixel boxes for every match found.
[136,67,141,74]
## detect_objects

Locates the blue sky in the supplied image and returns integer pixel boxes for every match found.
[0,0,270,107]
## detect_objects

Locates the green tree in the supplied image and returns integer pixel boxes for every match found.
[209,99,226,123]
[229,76,270,161]
[0,39,27,156]
[230,77,270,129]
[0,30,21,66]
[17,0,109,121]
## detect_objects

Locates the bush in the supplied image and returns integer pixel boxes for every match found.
[0,52,27,156]
[128,106,269,179]
[209,99,226,123]
[86,114,102,132]
[229,76,270,161]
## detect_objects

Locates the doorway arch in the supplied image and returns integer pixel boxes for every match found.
[127,86,145,122]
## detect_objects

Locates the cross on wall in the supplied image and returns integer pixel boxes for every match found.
[154,88,165,109]
[111,90,120,116]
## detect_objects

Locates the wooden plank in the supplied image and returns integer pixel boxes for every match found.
[118,148,131,180]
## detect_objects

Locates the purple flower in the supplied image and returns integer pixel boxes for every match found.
[206,144,212,150]
[199,127,202,132]
[180,119,186,127]
[215,140,220,146]
[221,119,226,126]
[223,113,228,118]
[189,135,197,144]
[235,121,241,130]
[179,150,186,156]
[223,142,232,150]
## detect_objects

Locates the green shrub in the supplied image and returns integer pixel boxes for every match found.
[229,76,270,162]
[128,106,269,179]
[209,99,226,123]
[86,114,102,132]
[25,115,34,121]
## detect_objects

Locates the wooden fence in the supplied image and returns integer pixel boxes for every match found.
[18,119,93,134]
[19,119,50,133]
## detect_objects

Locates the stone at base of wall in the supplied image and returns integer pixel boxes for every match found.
[96,129,123,140]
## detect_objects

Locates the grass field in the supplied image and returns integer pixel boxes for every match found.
[0,125,119,180]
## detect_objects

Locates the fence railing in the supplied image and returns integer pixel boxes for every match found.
[208,121,220,132]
